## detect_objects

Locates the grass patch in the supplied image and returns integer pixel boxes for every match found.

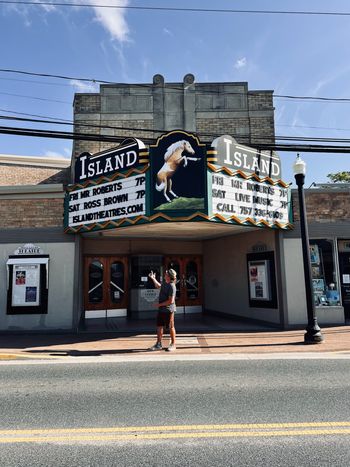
[155,197,205,211]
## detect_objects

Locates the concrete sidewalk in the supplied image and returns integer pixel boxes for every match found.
[1,326,350,360]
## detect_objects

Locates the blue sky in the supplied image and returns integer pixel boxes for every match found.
[1,0,350,185]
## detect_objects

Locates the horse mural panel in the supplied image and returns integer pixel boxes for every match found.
[155,140,201,203]
[150,131,207,213]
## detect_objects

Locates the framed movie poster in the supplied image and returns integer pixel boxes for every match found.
[248,260,270,301]
[12,264,40,307]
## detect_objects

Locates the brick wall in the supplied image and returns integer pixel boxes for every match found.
[248,92,274,110]
[196,118,251,144]
[73,119,153,157]
[73,79,275,158]
[292,191,350,222]
[74,94,101,113]
[0,198,64,228]
[0,165,71,186]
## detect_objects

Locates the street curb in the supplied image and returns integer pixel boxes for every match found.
[1,351,350,365]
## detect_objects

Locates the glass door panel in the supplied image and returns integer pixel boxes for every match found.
[164,256,202,307]
[185,260,199,300]
[110,261,125,305]
[88,260,104,305]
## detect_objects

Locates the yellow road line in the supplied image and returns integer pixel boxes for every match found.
[1,422,350,436]
[1,428,350,444]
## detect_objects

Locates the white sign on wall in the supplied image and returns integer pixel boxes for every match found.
[12,264,40,307]
[211,173,290,226]
[14,243,43,255]
[68,174,146,227]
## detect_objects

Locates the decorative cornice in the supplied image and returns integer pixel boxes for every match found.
[0,154,71,168]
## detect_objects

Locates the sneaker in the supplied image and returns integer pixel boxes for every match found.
[149,342,162,351]
[166,343,176,352]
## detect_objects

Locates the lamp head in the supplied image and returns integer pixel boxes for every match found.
[293,154,306,176]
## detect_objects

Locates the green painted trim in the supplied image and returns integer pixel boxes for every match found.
[145,168,151,217]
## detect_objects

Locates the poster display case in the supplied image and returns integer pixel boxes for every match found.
[6,244,49,315]
[247,251,278,308]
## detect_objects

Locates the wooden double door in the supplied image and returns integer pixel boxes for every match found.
[84,256,128,312]
[164,255,202,309]
[84,254,202,315]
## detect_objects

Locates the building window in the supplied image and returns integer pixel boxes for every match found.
[309,239,341,306]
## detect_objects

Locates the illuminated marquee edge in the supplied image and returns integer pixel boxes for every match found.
[64,211,293,234]
[207,163,291,188]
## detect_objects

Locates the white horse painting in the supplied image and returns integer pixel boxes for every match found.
[155,140,200,203]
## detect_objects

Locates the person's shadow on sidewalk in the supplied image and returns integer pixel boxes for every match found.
[24,340,306,357]
[25,348,151,357]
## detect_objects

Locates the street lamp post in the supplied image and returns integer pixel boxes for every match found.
[293,154,324,344]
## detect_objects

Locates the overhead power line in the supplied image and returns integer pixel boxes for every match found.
[3,114,350,145]
[2,125,350,153]
[0,91,71,104]
[4,107,350,134]
[1,2,350,17]
[1,68,350,103]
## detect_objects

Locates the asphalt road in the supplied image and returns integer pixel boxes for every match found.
[1,359,350,466]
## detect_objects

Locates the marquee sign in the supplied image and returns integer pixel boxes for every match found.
[67,174,146,228]
[210,135,282,181]
[211,173,290,227]
[74,138,148,183]
[64,131,292,233]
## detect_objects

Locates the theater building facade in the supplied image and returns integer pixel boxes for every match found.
[0,75,349,332]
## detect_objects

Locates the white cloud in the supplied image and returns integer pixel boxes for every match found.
[6,0,130,43]
[90,0,130,43]
[234,57,247,69]
[112,43,130,81]
[70,80,99,93]
[163,27,173,37]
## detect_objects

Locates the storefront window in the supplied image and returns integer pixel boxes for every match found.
[309,239,341,306]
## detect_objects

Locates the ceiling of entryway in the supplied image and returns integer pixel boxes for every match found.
[82,222,259,240]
